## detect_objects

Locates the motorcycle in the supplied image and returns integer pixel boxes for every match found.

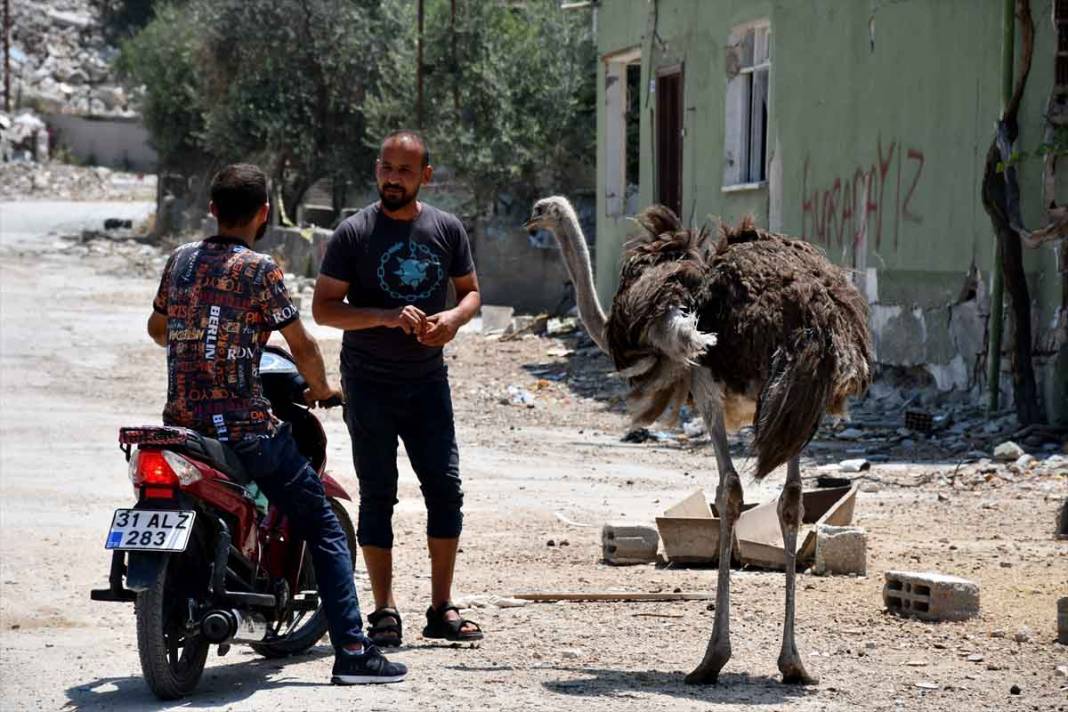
[90,346,355,699]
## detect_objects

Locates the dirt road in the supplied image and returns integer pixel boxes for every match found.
[0,201,1065,711]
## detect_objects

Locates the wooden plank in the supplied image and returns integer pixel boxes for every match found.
[512,592,713,602]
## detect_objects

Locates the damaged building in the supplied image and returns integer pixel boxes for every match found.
[591,0,1068,424]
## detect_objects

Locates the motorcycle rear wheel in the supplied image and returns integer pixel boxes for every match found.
[135,554,211,700]
[250,500,357,658]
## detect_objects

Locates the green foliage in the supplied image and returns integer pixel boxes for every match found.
[118,0,597,217]
[365,0,596,208]
[95,0,169,43]
[996,125,1068,173]
[116,2,206,175]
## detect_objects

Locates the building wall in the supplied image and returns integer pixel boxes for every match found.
[45,114,157,172]
[596,0,1067,422]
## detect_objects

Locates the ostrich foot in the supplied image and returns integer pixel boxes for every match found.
[778,650,819,685]
[685,648,730,685]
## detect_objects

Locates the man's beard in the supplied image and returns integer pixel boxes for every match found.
[378,183,418,211]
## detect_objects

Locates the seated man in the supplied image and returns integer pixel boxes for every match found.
[146,163,406,685]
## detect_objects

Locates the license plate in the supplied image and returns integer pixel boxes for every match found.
[105,509,196,552]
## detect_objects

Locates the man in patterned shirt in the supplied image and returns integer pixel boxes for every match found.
[147,163,406,685]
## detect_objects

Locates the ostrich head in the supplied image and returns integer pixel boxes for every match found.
[523,195,610,355]
[523,195,575,234]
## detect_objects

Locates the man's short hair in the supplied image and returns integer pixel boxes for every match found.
[210,163,269,227]
[380,130,431,168]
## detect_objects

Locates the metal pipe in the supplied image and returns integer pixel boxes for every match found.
[987,0,1015,412]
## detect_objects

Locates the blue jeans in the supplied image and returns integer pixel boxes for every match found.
[231,424,368,650]
[342,376,463,549]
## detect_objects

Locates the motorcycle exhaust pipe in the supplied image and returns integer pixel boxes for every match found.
[200,609,269,644]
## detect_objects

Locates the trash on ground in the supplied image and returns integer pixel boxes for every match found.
[655,484,859,570]
[502,385,536,408]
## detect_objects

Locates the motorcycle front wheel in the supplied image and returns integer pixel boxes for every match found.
[135,553,210,700]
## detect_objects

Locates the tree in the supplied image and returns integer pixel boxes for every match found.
[364,0,596,211]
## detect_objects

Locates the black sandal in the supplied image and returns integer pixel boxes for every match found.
[367,607,403,647]
[422,603,484,642]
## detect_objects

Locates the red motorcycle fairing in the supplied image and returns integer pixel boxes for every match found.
[183,460,260,559]
[321,473,352,502]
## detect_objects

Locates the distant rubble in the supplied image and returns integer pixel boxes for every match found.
[9,0,135,117]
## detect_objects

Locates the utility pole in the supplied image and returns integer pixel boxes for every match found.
[416,0,424,129]
[3,0,11,113]
[451,0,459,113]
[986,0,1015,412]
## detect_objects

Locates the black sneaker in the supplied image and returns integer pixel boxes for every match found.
[331,645,407,685]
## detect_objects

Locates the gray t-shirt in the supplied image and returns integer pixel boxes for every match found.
[319,202,475,382]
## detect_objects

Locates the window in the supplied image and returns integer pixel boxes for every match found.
[605,49,642,216]
[723,22,770,188]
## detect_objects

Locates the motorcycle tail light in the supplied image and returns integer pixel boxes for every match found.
[129,449,202,489]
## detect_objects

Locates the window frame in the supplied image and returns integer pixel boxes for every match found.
[722,20,771,191]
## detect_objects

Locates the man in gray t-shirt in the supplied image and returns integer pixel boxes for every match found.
[313,130,484,647]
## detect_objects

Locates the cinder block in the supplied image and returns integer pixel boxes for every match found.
[883,571,980,621]
[812,525,867,576]
[602,523,659,565]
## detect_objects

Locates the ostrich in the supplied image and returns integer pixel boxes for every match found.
[524,197,872,685]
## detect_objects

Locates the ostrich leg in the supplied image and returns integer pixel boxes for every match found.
[685,408,743,685]
[777,455,818,684]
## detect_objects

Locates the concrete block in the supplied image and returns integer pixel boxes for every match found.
[602,523,659,565]
[883,571,980,621]
[812,525,867,576]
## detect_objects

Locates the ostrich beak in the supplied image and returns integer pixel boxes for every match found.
[522,216,539,234]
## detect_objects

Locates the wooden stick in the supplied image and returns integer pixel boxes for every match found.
[512,592,713,602]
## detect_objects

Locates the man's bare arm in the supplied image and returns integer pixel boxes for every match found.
[147,311,167,347]
[312,274,426,335]
[278,319,337,404]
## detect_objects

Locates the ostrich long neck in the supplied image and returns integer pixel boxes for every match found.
[552,210,610,355]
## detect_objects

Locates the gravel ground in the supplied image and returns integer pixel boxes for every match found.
[1,202,1065,711]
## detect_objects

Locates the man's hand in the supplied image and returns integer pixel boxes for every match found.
[418,310,462,347]
[386,305,427,335]
[303,385,344,408]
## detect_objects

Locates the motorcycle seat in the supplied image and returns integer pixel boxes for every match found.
[178,433,252,486]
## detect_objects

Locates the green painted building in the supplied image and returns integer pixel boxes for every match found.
[592,0,1068,423]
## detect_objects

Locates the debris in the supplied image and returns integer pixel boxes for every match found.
[904,410,934,433]
[1013,627,1032,643]
[503,385,536,408]
[811,525,867,576]
[682,419,706,438]
[511,591,714,603]
[546,539,556,547]
[561,649,583,659]
[620,428,673,443]
[839,458,870,473]
[452,594,530,609]
[914,681,939,690]
[554,511,597,528]
[1009,684,1021,695]
[1055,664,1068,679]
[546,316,579,336]
[967,654,984,662]
[837,427,864,440]
[993,441,1025,462]
[656,485,859,570]
[883,571,980,622]
[481,305,515,335]
[602,523,659,566]
[904,660,928,667]
[1014,454,1035,469]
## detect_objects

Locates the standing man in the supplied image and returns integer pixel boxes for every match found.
[312,131,483,647]
[148,163,407,685]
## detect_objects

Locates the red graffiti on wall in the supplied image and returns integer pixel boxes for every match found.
[801,138,924,251]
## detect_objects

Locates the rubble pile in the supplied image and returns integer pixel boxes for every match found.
[10,0,133,116]
[0,162,156,201]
